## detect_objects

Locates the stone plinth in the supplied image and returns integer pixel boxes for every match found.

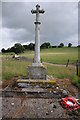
[28,66,46,79]
[32,63,42,66]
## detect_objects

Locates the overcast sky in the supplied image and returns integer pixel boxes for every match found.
[0,1,78,50]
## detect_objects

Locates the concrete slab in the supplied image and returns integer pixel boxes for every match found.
[2,97,66,119]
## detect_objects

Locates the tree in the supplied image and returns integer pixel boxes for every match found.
[58,45,62,48]
[14,43,25,54]
[23,45,28,49]
[59,43,64,47]
[77,45,80,47]
[10,46,16,53]
[1,48,6,53]
[1,43,25,54]
[40,42,51,49]
[52,46,57,48]
[28,43,35,50]
[68,43,72,47]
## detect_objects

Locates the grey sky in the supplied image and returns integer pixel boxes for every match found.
[1,2,78,50]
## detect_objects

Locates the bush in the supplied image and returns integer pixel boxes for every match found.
[68,43,72,47]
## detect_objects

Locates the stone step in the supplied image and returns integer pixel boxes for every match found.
[17,79,56,84]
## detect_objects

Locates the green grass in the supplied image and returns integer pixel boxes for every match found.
[45,64,80,89]
[2,58,77,81]
[72,78,80,89]
[20,47,78,64]
[46,64,77,80]
[47,65,73,78]
[2,59,31,80]
[2,52,15,55]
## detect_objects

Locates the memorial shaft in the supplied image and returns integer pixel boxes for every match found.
[31,4,45,64]
[35,9,40,63]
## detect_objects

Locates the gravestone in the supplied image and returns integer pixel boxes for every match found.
[28,4,46,79]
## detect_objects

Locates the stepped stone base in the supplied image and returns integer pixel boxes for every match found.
[28,66,46,80]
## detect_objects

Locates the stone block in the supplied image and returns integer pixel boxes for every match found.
[28,66,46,79]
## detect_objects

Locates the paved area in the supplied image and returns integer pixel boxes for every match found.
[1,77,80,119]
[1,86,80,119]
[2,97,68,119]
[2,95,80,119]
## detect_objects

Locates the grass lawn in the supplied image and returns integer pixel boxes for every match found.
[46,64,80,89]
[20,47,78,64]
[2,59,31,80]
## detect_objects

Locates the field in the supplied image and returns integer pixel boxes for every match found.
[2,59,31,80]
[20,47,78,64]
[2,47,80,89]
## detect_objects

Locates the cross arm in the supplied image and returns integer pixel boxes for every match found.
[31,9,37,14]
[39,9,45,14]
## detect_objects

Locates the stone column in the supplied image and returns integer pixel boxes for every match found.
[35,11,40,64]
[31,4,45,66]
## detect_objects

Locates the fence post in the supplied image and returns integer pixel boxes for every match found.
[41,58,42,63]
[76,60,79,76]
[33,58,34,63]
[66,59,69,67]
[79,62,80,77]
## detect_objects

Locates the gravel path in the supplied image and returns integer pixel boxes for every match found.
[43,62,75,68]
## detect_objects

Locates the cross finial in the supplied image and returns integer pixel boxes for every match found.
[36,4,40,8]
[31,4,45,14]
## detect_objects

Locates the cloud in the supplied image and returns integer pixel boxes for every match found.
[1,2,78,50]
[2,28,16,49]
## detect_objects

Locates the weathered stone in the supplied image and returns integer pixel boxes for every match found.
[56,87,59,90]
[11,102,14,106]
[32,63,42,67]
[28,66,46,79]
[31,4,45,64]
[53,104,56,108]
[18,83,28,88]
[51,110,53,113]
[53,91,57,94]
[62,89,69,97]
[46,111,49,115]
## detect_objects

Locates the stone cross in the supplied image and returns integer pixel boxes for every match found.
[31,4,45,66]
